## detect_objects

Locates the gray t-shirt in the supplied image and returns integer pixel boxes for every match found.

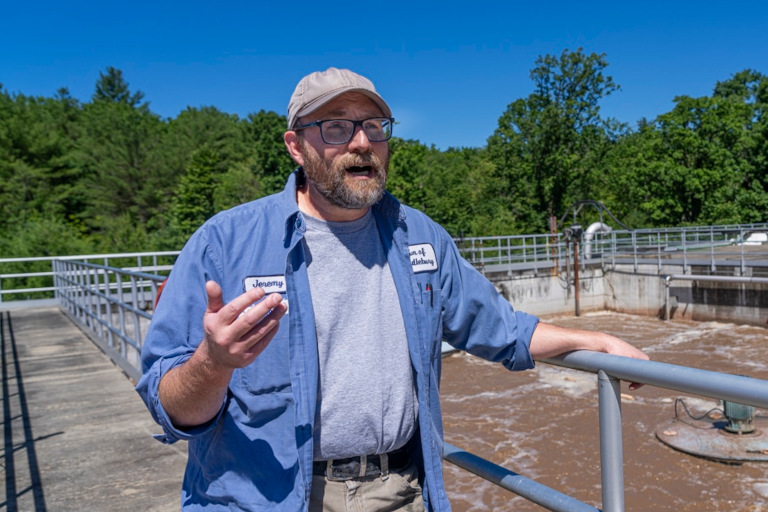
[303,210,418,460]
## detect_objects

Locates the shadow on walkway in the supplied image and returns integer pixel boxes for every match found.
[0,307,186,511]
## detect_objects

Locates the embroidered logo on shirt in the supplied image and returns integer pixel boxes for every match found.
[243,275,287,294]
[409,243,438,273]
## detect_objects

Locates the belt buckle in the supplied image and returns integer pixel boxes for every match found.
[324,453,390,481]
[325,456,363,482]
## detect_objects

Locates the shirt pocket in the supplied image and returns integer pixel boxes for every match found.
[234,324,292,396]
[419,282,444,362]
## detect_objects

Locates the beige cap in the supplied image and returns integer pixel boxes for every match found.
[287,67,391,129]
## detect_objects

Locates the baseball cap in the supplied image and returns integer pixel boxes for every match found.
[287,67,392,129]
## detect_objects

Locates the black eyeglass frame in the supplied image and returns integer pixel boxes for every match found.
[293,117,395,145]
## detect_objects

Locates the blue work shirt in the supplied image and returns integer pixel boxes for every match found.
[136,169,539,511]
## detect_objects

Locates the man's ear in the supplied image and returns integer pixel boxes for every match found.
[284,131,305,166]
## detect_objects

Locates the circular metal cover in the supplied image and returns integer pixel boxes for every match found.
[656,417,768,463]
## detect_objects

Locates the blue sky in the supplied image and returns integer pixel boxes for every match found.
[3,1,767,150]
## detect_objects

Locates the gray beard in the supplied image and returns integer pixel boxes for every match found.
[300,147,389,210]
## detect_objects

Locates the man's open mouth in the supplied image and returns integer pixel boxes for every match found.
[346,165,373,176]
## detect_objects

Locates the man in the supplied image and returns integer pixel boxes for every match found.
[136,67,647,512]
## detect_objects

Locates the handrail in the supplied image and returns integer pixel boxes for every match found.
[52,259,166,382]
[443,351,768,512]
[0,251,178,304]
[443,443,599,512]
[547,351,768,409]
[4,224,768,303]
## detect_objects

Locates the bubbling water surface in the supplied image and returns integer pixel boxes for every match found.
[440,312,768,511]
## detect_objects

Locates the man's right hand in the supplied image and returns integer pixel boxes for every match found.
[201,281,287,370]
[158,281,288,428]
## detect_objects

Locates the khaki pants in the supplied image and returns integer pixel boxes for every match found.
[308,462,425,512]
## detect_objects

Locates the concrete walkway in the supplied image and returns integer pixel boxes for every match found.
[0,307,186,511]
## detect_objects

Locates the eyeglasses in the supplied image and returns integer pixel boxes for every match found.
[294,117,394,145]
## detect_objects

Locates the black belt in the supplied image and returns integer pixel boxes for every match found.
[312,447,410,481]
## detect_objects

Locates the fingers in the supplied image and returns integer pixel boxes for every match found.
[202,281,287,368]
[225,293,286,360]
[600,333,649,391]
[205,281,225,313]
[209,282,268,323]
[241,300,287,357]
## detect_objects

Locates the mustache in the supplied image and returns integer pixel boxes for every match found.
[336,153,381,169]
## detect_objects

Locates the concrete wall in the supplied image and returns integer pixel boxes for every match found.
[492,265,607,318]
[491,262,768,327]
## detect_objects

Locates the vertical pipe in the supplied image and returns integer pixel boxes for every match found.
[632,231,638,272]
[657,234,662,273]
[740,230,746,276]
[573,241,580,317]
[598,370,625,512]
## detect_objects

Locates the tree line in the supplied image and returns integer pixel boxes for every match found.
[1,49,766,260]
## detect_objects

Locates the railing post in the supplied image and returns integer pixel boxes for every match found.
[631,232,638,272]
[740,229,746,276]
[598,370,625,512]
[657,233,662,272]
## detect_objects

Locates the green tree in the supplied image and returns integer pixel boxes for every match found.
[162,106,246,176]
[714,70,768,223]
[387,140,513,236]
[77,68,169,236]
[0,87,85,235]
[488,48,624,232]
[92,66,145,106]
[169,147,220,244]
[240,110,296,196]
[213,162,263,212]
[387,138,431,212]
[604,70,767,227]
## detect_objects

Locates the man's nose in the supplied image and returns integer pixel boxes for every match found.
[347,125,372,152]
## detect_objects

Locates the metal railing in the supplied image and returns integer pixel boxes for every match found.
[594,223,768,273]
[444,352,768,512]
[0,251,178,305]
[454,222,768,276]
[455,233,563,275]
[52,259,167,382]
[3,224,768,304]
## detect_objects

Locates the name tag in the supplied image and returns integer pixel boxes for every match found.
[409,243,438,273]
[243,275,287,294]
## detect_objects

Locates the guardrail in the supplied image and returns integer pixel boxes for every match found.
[52,259,166,382]
[445,352,768,512]
[0,252,179,305]
[3,224,768,304]
[453,222,768,276]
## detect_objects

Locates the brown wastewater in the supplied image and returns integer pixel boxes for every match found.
[440,312,768,511]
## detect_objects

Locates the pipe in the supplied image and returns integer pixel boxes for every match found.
[574,241,580,317]
[443,443,600,512]
[598,370,625,512]
[583,222,612,259]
